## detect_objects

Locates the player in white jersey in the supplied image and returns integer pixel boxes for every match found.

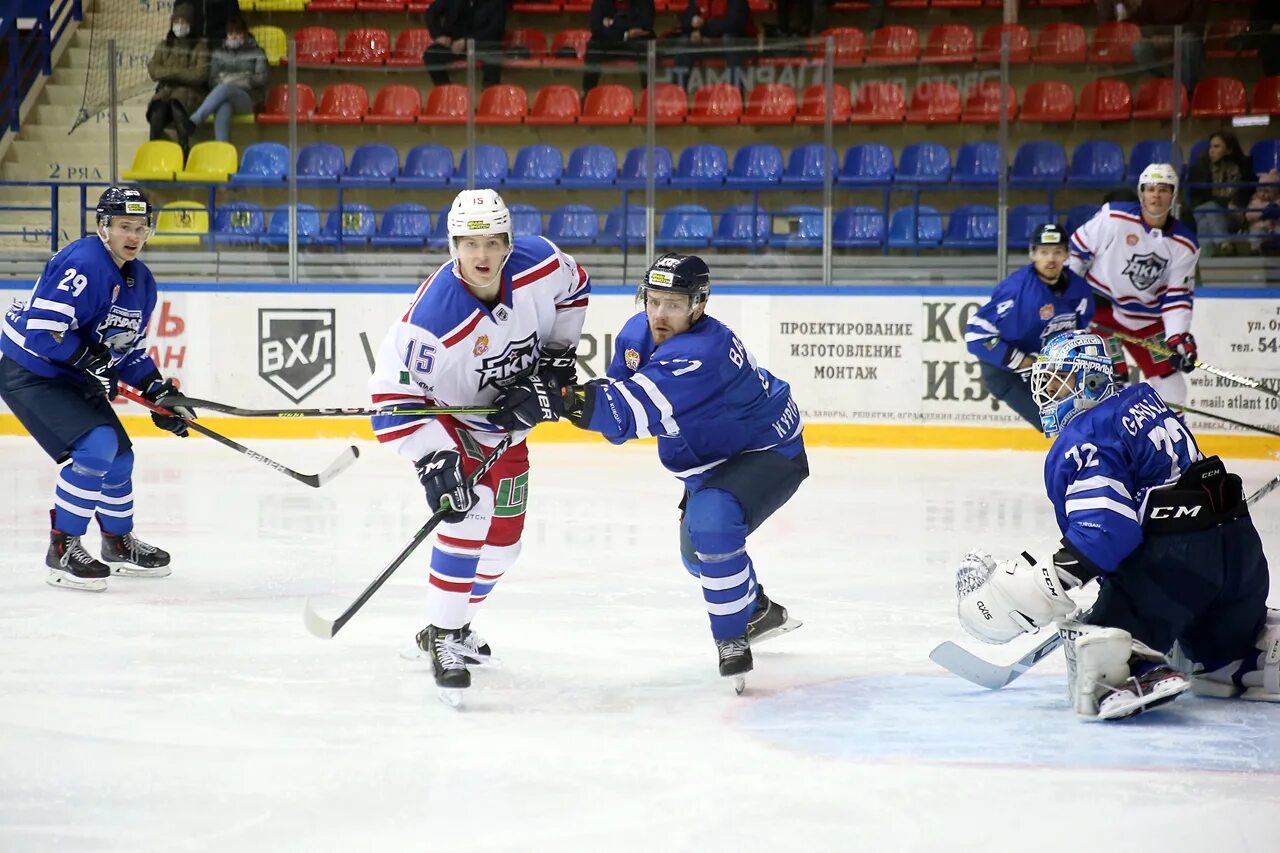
[1068,163,1201,404]
[366,189,590,701]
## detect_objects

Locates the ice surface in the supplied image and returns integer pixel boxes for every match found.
[1,437,1278,852]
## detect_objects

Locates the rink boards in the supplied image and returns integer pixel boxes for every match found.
[2,282,1278,457]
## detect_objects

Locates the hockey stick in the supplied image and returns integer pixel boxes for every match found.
[303,433,515,639]
[118,386,360,488]
[1093,323,1280,400]
[1247,474,1280,507]
[162,394,497,419]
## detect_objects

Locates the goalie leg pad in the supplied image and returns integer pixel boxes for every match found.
[1073,627,1189,719]
[1191,609,1280,702]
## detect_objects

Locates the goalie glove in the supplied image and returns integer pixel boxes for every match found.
[956,549,1079,645]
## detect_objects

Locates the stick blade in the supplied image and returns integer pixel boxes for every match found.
[302,597,338,639]
[311,446,360,488]
[928,641,1018,690]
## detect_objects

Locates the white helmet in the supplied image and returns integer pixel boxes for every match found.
[446,188,513,265]
[1137,162,1179,195]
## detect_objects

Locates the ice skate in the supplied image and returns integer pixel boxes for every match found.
[417,625,471,708]
[46,529,110,592]
[717,635,753,695]
[401,622,499,667]
[100,530,172,578]
[1096,663,1190,720]
[747,587,802,645]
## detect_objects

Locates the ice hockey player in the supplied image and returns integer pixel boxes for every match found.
[1068,163,1201,404]
[0,186,192,592]
[966,223,1094,429]
[487,252,805,692]
[955,331,1277,720]
[367,188,589,705]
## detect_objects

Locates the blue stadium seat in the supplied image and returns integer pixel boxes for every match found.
[833,206,886,249]
[715,205,770,248]
[657,205,714,248]
[262,203,322,244]
[456,144,509,184]
[546,205,599,247]
[1009,141,1067,188]
[505,145,564,188]
[510,203,543,237]
[230,142,288,185]
[373,203,433,247]
[670,144,729,188]
[342,143,399,186]
[1251,139,1280,176]
[1126,139,1178,183]
[618,146,673,187]
[399,144,454,187]
[321,203,376,246]
[725,144,784,188]
[212,201,264,244]
[942,205,999,250]
[427,209,450,249]
[562,145,618,188]
[887,205,943,249]
[896,142,951,183]
[1068,140,1125,188]
[599,204,648,248]
[1188,139,1208,172]
[1065,203,1100,236]
[952,142,1004,186]
[782,143,838,187]
[1007,204,1054,249]
[772,205,824,249]
[839,143,894,186]
[297,143,345,184]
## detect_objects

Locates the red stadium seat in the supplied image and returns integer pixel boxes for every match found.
[504,28,548,69]
[355,0,406,9]
[921,25,975,65]
[1190,76,1247,118]
[334,28,389,66]
[906,81,961,124]
[634,83,688,125]
[1038,0,1089,6]
[811,27,865,66]
[850,81,905,124]
[293,27,338,67]
[257,83,315,124]
[887,0,927,7]
[476,84,528,125]
[1253,77,1280,116]
[581,85,635,125]
[688,84,743,126]
[419,84,472,125]
[1020,80,1075,122]
[977,23,1030,64]
[960,81,1017,124]
[1089,21,1140,64]
[368,84,421,124]
[866,25,919,65]
[1132,78,1189,120]
[514,0,563,11]
[1075,78,1132,121]
[1206,19,1256,59]
[1033,23,1087,64]
[546,29,590,67]
[307,0,354,10]
[742,84,797,125]
[932,0,980,8]
[527,85,580,125]
[795,83,851,125]
[312,83,368,124]
[388,29,432,67]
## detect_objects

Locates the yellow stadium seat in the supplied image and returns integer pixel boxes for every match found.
[251,25,286,65]
[121,140,184,181]
[253,0,306,11]
[239,0,256,9]
[176,141,238,182]
[148,201,209,247]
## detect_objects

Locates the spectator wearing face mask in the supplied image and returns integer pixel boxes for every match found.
[1186,131,1255,256]
[145,3,208,154]
[184,17,268,143]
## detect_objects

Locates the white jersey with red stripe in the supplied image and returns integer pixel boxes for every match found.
[368,235,590,461]
[1066,201,1199,337]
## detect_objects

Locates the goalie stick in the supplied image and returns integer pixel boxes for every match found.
[118,386,359,488]
[303,433,515,639]
[162,394,497,419]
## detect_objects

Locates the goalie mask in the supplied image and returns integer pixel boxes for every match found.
[1031,331,1117,438]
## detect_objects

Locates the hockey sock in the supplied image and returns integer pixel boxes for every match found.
[466,542,520,621]
[53,426,116,536]
[427,533,482,629]
[95,450,135,535]
[685,488,758,640]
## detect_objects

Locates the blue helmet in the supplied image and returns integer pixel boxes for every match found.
[1030,331,1116,437]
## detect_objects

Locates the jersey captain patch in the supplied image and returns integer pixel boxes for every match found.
[1121,252,1169,291]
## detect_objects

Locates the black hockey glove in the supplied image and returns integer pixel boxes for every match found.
[488,374,566,431]
[537,344,578,387]
[1166,332,1197,374]
[141,376,193,437]
[69,342,118,400]
[416,449,476,523]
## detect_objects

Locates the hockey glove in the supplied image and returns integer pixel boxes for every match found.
[537,344,578,387]
[1166,332,1197,374]
[416,449,476,523]
[141,376,193,437]
[69,342,118,400]
[488,374,566,431]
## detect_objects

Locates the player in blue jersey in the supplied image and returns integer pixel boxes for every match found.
[488,253,806,689]
[955,331,1276,719]
[0,187,193,592]
[966,223,1094,429]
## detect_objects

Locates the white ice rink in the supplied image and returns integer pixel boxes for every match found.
[2,436,1278,852]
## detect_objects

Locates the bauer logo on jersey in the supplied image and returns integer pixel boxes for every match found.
[473,334,490,357]
[1122,252,1169,291]
[625,348,640,370]
[477,332,538,389]
[258,308,336,402]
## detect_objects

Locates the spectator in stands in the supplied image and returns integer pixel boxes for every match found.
[582,0,656,95]
[423,0,507,88]
[671,0,755,92]
[1187,131,1255,256]
[1234,0,1280,77]
[145,3,208,155]
[1245,170,1280,256]
[190,0,242,43]
[776,0,830,38]
[185,17,267,143]
[1100,0,1207,92]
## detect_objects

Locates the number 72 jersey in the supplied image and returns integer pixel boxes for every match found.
[1044,382,1202,574]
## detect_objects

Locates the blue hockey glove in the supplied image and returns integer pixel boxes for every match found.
[142,376,192,437]
[69,342,118,400]
[488,374,566,431]
[415,449,475,523]
[1166,332,1197,374]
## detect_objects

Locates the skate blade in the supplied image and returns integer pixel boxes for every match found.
[438,688,465,709]
[1097,678,1190,720]
[109,564,172,579]
[399,644,501,669]
[46,570,107,593]
[751,617,803,645]
[732,676,746,695]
